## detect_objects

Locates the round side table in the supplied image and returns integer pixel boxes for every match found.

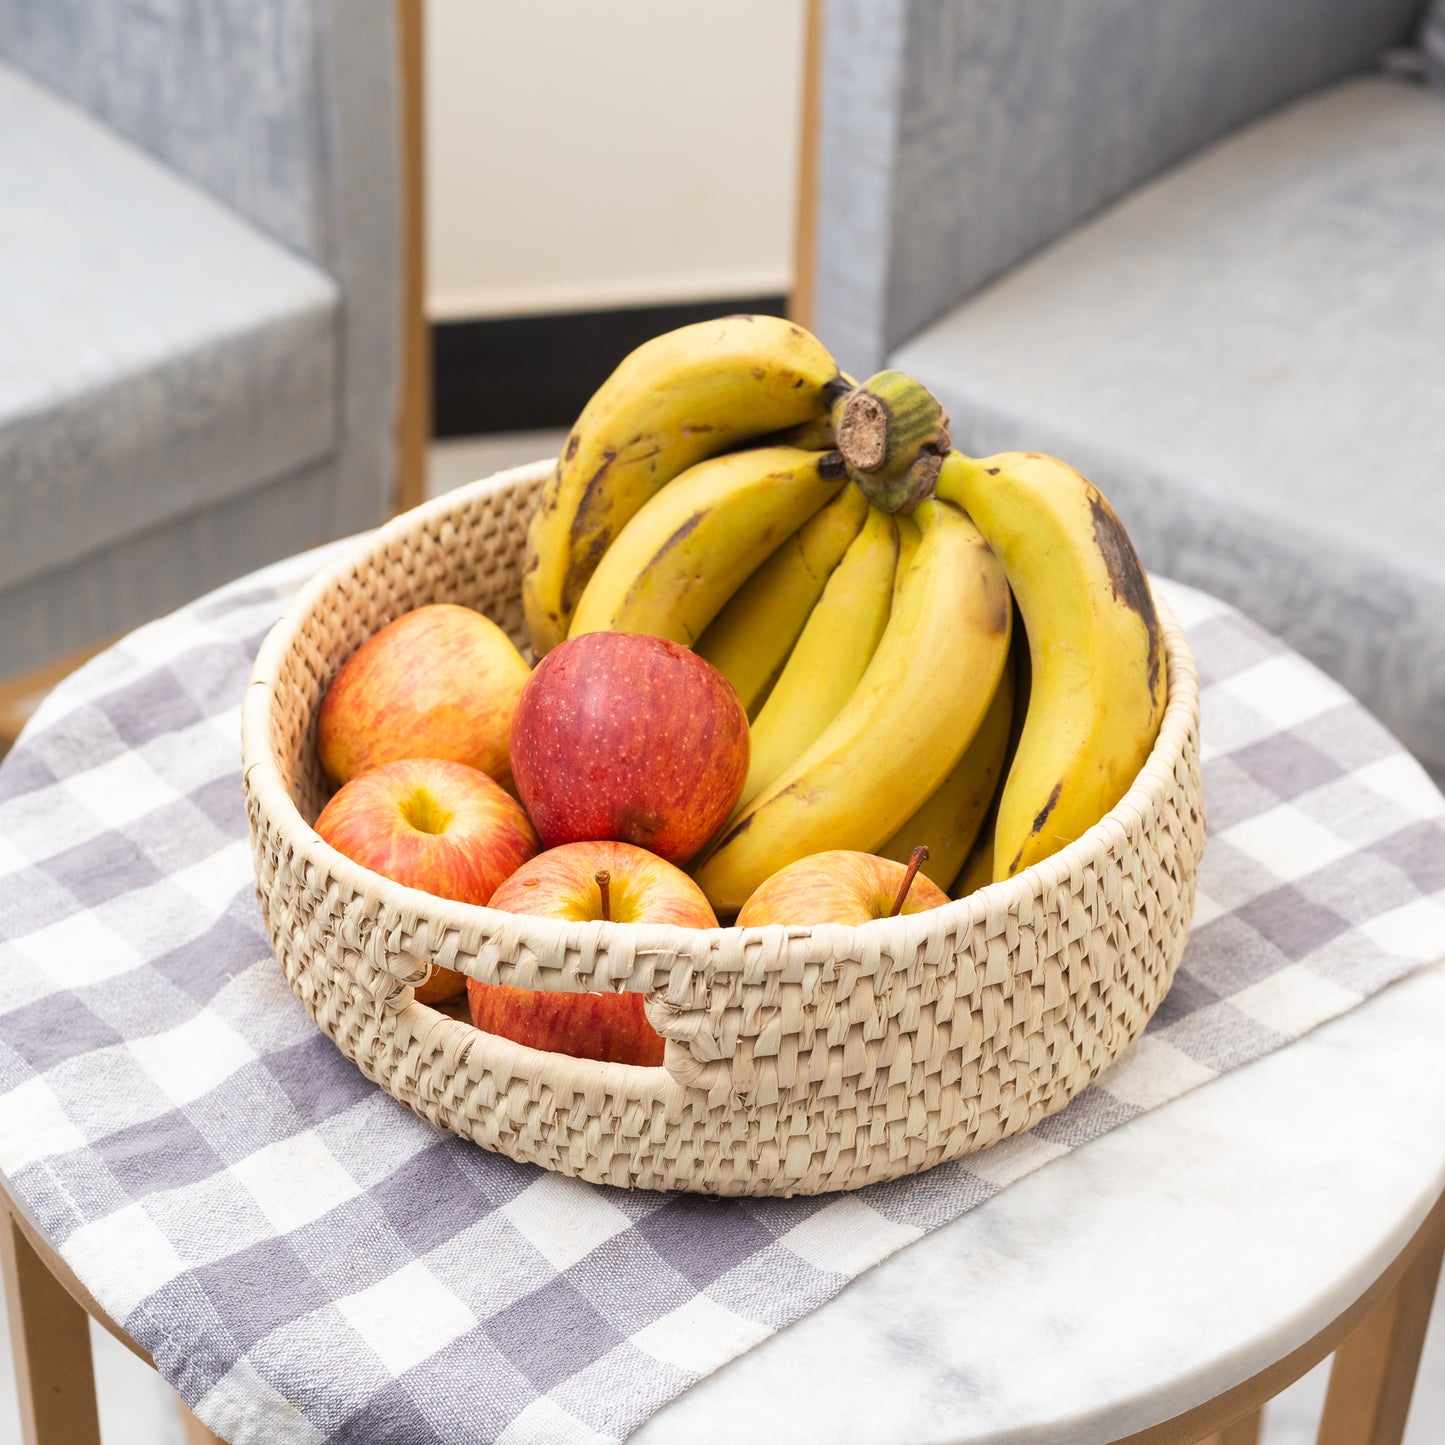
[0,1182,222,1443]
[634,951,1445,1445]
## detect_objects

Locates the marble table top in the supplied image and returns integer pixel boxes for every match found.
[637,955,1445,1444]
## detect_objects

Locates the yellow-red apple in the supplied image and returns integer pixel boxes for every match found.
[318,603,531,788]
[314,757,539,1002]
[735,847,950,927]
[509,632,748,865]
[470,840,718,1066]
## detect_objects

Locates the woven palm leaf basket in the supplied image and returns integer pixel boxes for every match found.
[242,460,1206,1198]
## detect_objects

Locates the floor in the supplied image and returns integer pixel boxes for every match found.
[427,429,571,498]
[0,431,1442,1443]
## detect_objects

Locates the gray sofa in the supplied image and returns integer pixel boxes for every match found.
[811,0,1445,779]
[0,0,401,682]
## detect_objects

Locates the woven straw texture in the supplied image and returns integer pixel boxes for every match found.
[241,462,1206,1197]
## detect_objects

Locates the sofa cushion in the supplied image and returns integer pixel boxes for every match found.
[893,75,1445,771]
[0,455,341,680]
[0,61,339,594]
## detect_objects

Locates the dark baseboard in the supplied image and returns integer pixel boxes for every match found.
[431,295,790,438]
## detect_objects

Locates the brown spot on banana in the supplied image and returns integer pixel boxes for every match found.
[570,450,617,540]
[988,575,1011,635]
[561,450,623,613]
[644,510,706,568]
[694,800,757,861]
[564,536,612,620]
[1086,486,1163,698]
[1031,781,1063,836]
[564,433,579,460]
[1008,781,1064,874]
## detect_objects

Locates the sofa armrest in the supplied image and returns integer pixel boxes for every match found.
[813,0,1425,377]
[0,0,402,529]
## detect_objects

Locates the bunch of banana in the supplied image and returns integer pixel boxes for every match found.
[692,496,1012,913]
[522,320,1166,914]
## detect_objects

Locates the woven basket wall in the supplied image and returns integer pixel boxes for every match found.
[241,461,1206,1197]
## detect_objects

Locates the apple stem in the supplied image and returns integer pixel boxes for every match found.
[889,846,929,917]
[595,869,612,923]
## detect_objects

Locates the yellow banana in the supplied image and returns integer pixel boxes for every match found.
[769,411,839,452]
[695,483,869,718]
[935,450,1166,881]
[568,446,847,647]
[523,315,845,654]
[739,504,899,807]
[693,497,1012,916]
[879,651,1015,890]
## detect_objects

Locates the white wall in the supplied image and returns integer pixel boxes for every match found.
[425,0,807,321]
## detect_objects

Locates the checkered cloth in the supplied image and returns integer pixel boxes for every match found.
[1,550,1442,1445]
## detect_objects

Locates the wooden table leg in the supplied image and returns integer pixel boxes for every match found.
[1317,1201,1445,1445]
[177,1395,228,1444]
[0,1209,101,1445]
[1194,1406,1263,1445]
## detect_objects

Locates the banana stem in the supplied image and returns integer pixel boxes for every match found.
[889,846,929,917]
[595,870,612,922]
[836,390,890,472]
[833,371,951,514]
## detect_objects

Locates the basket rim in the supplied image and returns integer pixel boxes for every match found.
[241,458,1202,992]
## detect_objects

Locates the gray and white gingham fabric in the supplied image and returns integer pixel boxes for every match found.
[0,549,1442,1445]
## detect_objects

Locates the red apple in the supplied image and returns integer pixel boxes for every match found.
[735,847,950,927]
[469,839,718,1066]
[314,757,539,1002]
[509,632,748,865]
[318,603,531,789]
